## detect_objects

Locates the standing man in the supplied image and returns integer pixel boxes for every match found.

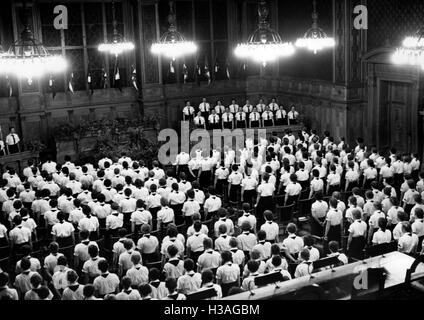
[199,98,210,120]
[221,107,234,130]
[288,106,299,125]
[6,127,20,154]
[182,101,195,122]
[228,99,239,115]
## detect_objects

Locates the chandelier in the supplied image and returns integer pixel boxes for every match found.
[0,2,67,81]
[296,0,335,54]
[392,27,424,69]
[234,0,295,67]
[98,1,134,56]
[151,0,197,60]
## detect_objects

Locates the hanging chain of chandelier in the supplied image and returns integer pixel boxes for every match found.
[150,0,197,60]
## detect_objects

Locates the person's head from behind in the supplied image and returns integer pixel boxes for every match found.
[167,245,179,258]
[67,270,79,285]
[83,284,95,298]
[300,248,310,262]
[415,208,424,220]
[229,237,238,249]
[165,278,177,293]
[49,242,59,254]
[183,259,195,273]
[201,269,214,285]
[20,257,31,272]
[88,244,99,258]
[139,284,152,298]
[98,259,108,273]
[30,273,43,289]
[328,241,340,254]
[286,223,297,235]
[247,260,260,274]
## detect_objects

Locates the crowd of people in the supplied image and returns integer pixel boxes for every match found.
[0,126,423,300]
[182,97,300,129]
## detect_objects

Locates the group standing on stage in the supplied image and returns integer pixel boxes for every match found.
[183,97,300,130]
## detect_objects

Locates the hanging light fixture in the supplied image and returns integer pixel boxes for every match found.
[98,0,135,56]
[0,1,67,82]
[392,27,424,69]
[296,0,335,54]
[234,0,294,67]
[151,0,197,61]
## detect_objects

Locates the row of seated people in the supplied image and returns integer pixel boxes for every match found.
[1,214,351,300]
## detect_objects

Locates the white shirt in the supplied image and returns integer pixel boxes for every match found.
[372,229,392,244]
[6,133,20,146]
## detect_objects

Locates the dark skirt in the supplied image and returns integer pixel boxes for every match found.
[229,184,241,203]
[199,171,212,188]
[215,179,228,196]
[346,181,358,192]
[311,217,325,237]
[257,196,274,225]
[223,122,233,130]
[183,114,194,122]
[264,119,273,127]
[250,121,260,128]
[201,112,209,119]
[177,164,189,178]
[56,236,73,248]
[149,207,161,231]
[348,236,366,260]
[327,224,341,243]
[236,121,245,129]
[243,189,257,207]
[222,281,239,297]
[142,252,159,265]
[188,169,199,182]
[286,195,299,206]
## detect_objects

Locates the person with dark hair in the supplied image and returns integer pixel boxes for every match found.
[160,225,185,261]
[186,221,207,264]
[372,218,392,245]
[137,224,159,264]
[237,203,256,232]
[115,276,141,300]
[14,258,40,298]
[214,208,234,237]
[176,259,202,295]
[52,255,72,293]
[118,239,136,277]
[0,272,19,300]
[197,269,222,300]
[236,221,257,261]
[62,270,84,300]
[241,260,260,291]
[367,202,386,244]
[162,278,186,300]
[83,284,100,300]
[398,222,419,255]
[24,273,53,300]
[204,187,222,220]
[93,259,119,298]
[303,235,320,262]
[73,229,99,272]
[252,230,271,260]
[182,189,201,226]
[148,268,168,299]
[215,250,240,296]
[9,215,32,252]
[197,238,220,273]
[324,198,343,244]
[15,244,41,274]
[52,211,75,248]
[163,245,184,279]
[126,251,149,287]
[228,164,243,203]
[106,202,124,236]
[281,223,304,264]
[82,244,105,284]
[347,209,367,260]
[284,174,302,206]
